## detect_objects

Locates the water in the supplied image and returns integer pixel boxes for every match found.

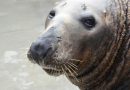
[0,0,79,90]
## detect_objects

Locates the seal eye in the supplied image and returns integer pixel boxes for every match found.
[80,16,96,29]
[48,10,56,19]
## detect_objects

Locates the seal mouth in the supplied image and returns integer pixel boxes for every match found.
[27,49,64,76]
[27,46,80,77]
[43,67,63,76]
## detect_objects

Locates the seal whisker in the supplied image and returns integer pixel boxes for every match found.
[61,65,68,77]
[67,63,78,70]
[61,66,65,74]
[70,59,83,62]
[54,60,61,75]
[70,59,81,61]
[66,63,78,75]
[66,62,78,70]
[64,64,79,82]
[54,65,57,75]
[64,64,73,76]
[69,62,78,67]
[67,62,78,70]
[62,65,78,82]
[55,65,60,75]
[49,66,54,75]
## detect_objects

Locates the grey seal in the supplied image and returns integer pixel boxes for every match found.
[27,0,130,90]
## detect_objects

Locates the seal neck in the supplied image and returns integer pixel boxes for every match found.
[71,1,130,90]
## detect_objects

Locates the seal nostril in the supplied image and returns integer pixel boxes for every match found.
[34,44,40,51]
[29,41,53,61]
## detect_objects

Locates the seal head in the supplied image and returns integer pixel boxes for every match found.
[27,0,130,89]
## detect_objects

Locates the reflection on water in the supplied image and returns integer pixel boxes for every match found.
[0,0,79,90]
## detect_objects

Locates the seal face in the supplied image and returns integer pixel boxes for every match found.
[28,0,110,75]
[27,0,130,90]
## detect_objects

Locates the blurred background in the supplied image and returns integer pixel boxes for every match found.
[0,0,79,90]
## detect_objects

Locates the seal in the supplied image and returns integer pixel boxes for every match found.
[27,0,130,90]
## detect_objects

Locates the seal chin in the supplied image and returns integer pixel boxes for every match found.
[40,58,64,76]
[43,68,63,76]
[28,52,63,76]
